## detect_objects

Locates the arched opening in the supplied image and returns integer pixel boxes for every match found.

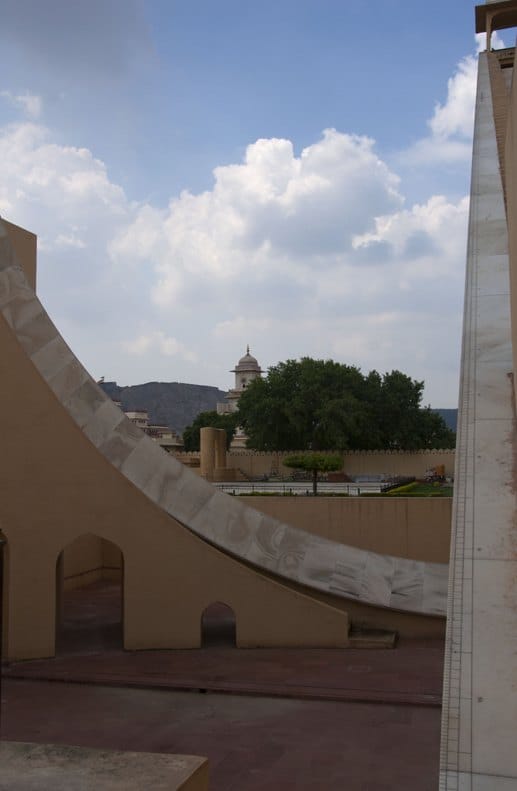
[55,534,124,655]
[201,601,236,647]
[491,25,517,51]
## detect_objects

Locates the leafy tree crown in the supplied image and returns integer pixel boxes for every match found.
[283,453,343,473]
[236,357,455,451]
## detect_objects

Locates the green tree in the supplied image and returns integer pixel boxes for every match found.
[236,357,455,451]
[373,371,455,449]
[283,453,343,496]
[182,410,239,451]
[237,358,370,450]
[410,406,456,449]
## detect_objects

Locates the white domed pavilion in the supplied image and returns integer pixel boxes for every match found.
[217,346,262,447]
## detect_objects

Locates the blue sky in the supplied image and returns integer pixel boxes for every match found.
[0,1,505,405]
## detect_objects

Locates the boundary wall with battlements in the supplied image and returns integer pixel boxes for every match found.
[175,449,455,479]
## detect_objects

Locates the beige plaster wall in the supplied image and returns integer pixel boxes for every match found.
[239,496,452,564]
[0,312,351,660]
[208,449,456,479]
[66,527,422,649]
[62,534,103,589]
[62,535,122,590]
[0,220,448,656]
[4,220,36,291]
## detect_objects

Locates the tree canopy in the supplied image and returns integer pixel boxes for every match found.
[236,358,455,451]
[284,452,343,495]
[182,410,239,451]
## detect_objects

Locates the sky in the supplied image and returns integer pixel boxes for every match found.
[0,1,509,406]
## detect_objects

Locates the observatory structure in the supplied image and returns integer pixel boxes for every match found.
[440,2,517,788]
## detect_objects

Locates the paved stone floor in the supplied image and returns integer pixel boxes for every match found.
[1,581,444,789]
[4,640,444,707]
[3,679,441,790]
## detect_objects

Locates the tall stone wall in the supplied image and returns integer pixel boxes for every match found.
[174,449,455,478]
[239,496,452,564]
[59,497,451,585]
[222,449,455,479]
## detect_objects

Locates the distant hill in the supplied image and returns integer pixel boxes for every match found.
[100,381,227,435]
[433,408,457,432]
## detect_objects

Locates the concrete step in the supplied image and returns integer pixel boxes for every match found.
[348,628,398,649]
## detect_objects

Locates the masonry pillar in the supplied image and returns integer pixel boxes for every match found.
[199,427,217,480]
[214,429,227,470]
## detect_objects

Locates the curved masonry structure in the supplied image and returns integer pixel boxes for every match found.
[0,219,447,618]
[0,219,450,661]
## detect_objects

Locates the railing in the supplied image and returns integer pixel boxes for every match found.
[215,481,384,496]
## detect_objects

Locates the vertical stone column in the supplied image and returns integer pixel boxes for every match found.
[440,50,517,789]
[214,429,227,471]
[199,427,217,480]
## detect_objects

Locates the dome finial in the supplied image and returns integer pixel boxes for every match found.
[246,344,250,355]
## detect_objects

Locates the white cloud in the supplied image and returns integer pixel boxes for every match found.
[1,90,42,118]
[354,194,469,264]
[0,119,147,379]
[403,31,509,169]
[112,129,404,308]
[0,109,468,404]
[401,33,510,169]
[475,31,507,53]
[403,54,476,166]
[428,57,477,141]
[109,128,466,403]
[54,232,86,249]
[0,122,127,230]
[123,331,196,362]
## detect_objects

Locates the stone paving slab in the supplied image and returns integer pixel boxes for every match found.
[2,679,442,791]
[4,638,445,707]
[0,741,208,791]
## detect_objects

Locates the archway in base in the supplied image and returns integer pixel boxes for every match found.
[56,534,124,655]
[201,602,236,647]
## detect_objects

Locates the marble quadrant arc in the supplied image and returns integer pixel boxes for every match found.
[0,218,447,617]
